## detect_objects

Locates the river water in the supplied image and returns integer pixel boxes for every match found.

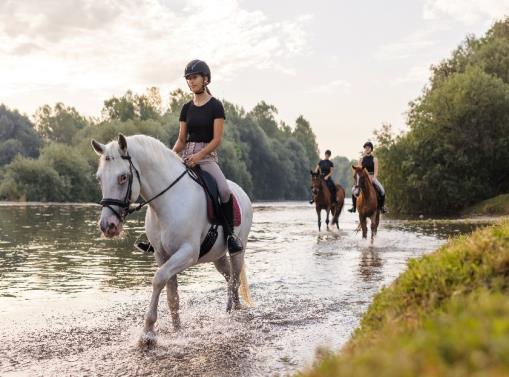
[0,202,490,376]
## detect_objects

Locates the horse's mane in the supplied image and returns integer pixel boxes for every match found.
[124,135,182,164]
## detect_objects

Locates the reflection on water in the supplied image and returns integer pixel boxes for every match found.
[0,201,496,376]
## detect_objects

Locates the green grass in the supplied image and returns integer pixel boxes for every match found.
[462,193,509,216]
[300,222,509,377]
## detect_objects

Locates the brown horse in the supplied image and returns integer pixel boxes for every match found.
[310,171,346,231]
[352,165,380,242]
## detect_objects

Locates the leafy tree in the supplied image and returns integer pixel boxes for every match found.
[34,102,88,144]
[0,105,42,166]
[293,115,319,168]
[0,156,65,201]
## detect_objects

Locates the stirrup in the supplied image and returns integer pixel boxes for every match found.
[381,206,388,214]
[227,235,243,254]
[134,241,154,253]
[309,199,314,204]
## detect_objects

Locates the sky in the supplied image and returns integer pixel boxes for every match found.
[1,0,509,159]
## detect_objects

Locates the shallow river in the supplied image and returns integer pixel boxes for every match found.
[0,202,489,376]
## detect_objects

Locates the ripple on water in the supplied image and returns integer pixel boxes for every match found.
[0,202,493,376]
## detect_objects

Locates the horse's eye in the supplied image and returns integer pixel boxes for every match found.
[118,174,128,184]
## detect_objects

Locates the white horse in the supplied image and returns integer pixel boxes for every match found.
[91,134,253,346]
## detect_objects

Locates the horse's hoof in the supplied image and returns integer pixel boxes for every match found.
[138,330,157,349]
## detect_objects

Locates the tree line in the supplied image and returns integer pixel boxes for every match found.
[0,89,353,202]
[375,18,509,216]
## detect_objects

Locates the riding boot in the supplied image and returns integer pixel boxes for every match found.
[221,196,243,254]
[348,195,357,213]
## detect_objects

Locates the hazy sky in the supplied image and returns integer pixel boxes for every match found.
[1,0,508,159]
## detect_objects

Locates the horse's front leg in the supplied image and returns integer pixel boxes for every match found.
[325,208,330,230]
[360,215,368,239]
[141,244,197,347]
[316,208,322,231]
[166,275,180,330]
[370,211,380,243]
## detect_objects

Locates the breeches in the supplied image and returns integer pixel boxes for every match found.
[182,141,231,203]
[371,178,385,196]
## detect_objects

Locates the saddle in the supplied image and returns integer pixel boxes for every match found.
[189,167,241,257]
[190,167,241,226]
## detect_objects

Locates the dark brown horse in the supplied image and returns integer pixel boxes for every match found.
[352,165,380,242]
[310,171,346,231]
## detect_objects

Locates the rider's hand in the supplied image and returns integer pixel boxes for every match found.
[184,153,202,167]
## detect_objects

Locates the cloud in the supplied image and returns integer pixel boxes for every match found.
[306,79,352,95]
[393,65,431,85]
[423,0,509,24]
[375,27,447,61]
[0,0,311,113]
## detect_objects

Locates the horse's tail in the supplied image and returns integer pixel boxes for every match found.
[239,264,253,307]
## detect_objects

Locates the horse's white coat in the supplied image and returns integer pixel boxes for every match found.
[92,134,253,345]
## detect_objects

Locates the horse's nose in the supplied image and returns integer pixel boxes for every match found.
[100,219,118,236]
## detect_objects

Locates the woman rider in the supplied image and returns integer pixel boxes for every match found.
[172,59,242,254]
[136,59,242,254]
[348,141,387,213]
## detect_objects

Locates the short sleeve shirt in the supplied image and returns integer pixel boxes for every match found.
[318,159,334,177]
[179,97,226,143]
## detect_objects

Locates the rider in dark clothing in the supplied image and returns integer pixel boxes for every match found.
[348,141,387,213]
[310,150,337,204]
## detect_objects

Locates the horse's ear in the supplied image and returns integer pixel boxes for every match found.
[118,134,128,156]
[310,170,314,175]
[91,139,105,156]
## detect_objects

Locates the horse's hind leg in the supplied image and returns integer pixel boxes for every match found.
[166,275,180,330]
[229,252,245,311]
[326,209,330,230]
[213,255,233,312]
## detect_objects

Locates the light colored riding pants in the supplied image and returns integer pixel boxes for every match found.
[182,142,231,203]
[351,177,385,196]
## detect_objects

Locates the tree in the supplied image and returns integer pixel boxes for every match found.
[293,115,319,168]
[0,104,42,165]
[34,102,88,144]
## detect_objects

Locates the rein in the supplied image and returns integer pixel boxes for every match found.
[100,153,188,222]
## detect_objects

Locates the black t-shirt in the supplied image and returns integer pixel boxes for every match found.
[179,97,226,142]
[318,159,334,177]
[362,155,375,174]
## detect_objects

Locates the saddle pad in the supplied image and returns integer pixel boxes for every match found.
[206,193,242,227]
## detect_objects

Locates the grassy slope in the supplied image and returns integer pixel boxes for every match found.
[461,193,509,216]
[300,222,509,377]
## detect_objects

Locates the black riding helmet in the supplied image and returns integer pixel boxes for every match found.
[184,59,211,83]
[363,141,374,150]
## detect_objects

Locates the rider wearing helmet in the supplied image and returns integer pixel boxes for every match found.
[348,141,387,213]
[310,150,338,204]
[172,59,242,254]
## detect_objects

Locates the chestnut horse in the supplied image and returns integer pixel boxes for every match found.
[352,165,380,242]
[310,171,345,231]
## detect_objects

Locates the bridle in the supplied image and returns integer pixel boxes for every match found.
[100,153,188,222]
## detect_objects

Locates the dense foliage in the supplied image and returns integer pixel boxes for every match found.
[302,221,509,377]
[0,89,350,202]
[376,18,509,215]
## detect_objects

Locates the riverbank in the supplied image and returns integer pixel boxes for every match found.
[300,221,509,377]
[461,193,509,217]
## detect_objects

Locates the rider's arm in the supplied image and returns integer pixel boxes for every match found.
[325,166,334,180]
[193,118,224,158]
[172,121,188,153]
[374,158,379,179]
